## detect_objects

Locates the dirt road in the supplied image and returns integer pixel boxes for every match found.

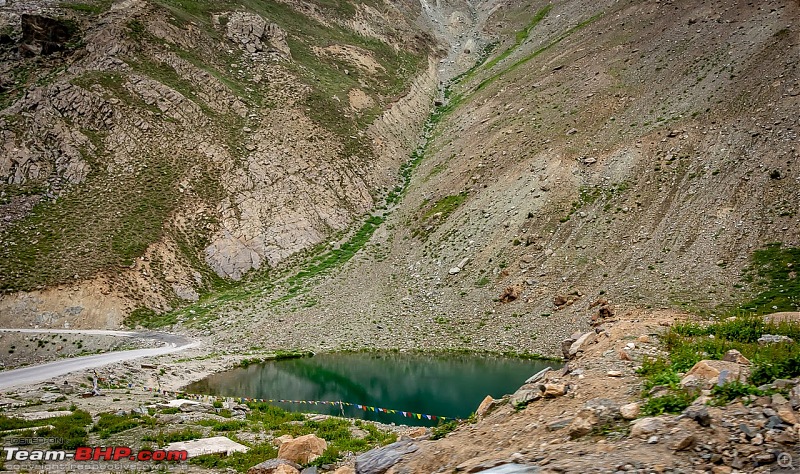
[0,328,199,391]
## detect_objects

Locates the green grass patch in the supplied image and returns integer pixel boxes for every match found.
[481,5,552,72]
[246,403,305,430]
[710,381,765,405]
[639,314,800,405]
[0,410,93,449]
[153,0,425,159]
[189,439,277,472]
[423,193,468,220]
[0,147,186,291]
[125,307,178,329]
[561,182,628,221]
[196,419,246,431]
[413,192,468,238]
[91,412,156,439]
[738,243,800,314]
[640,391,693,416]
[475,12,603,93]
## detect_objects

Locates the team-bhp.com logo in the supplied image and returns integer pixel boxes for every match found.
[4,446,188,462]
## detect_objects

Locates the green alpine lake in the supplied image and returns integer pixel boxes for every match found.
[184,352,559,426]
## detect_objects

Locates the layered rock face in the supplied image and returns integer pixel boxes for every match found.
[0,0,435,325]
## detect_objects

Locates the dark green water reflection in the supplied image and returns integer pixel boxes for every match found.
[184,352,558,426]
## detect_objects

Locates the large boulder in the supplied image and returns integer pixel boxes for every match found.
[277,434,327,465]
[355,439,418,474]
[680,360,750,390]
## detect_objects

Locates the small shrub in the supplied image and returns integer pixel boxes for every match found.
[640,392,693,416]
[430,420,458,440]
[636,357,680,390]
[197,419,245,431]
[711,381,764,405]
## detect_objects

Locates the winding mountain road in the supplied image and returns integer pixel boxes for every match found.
[0,329,199,391]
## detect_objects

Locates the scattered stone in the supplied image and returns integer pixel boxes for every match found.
[277,434,327,464]
[619,403,640,420]
[758,334,794,345]
[511,389,541,407]
[561,333,581,358]
[546,418,573,431]
[568,331,597,358]
[448,267,461,275]
[543,383,566,397]
[332,468,355,474]
[247,459,302,474]
[473,463,540,473]
[753,453,776,465]
[273,435,294,447]
[607,370,623,377]
[567,414,595,439]
[476,395,495,418]
[169,436,249,459]
[630,417,664,438]
[647,435,659,444]
[618,350,631,361]
[722,349,751,365]
[525,367,551,384]
[684,406,711,427]
[671,433,694,451]
[777,405,797,425]
[499,285,522,303]
[39,392,63,404]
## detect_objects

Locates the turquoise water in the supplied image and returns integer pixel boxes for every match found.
[184,352,558,426]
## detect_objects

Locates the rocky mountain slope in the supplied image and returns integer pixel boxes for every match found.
[128,0,798,359]
[0,0,442,327]
[2,0,797,352]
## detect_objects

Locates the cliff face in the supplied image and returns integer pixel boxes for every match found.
[0,0,437,327]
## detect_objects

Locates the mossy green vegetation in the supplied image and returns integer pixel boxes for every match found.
[481,5,552,72]
[739,243,800,314]
[0,149,185,292]
[152,0,425,157]
[0,409,92,449]
[638,313,800,411]
[91,412,157,439]
[423,193,468,220]
[475,12,603,93]
[187,403,396,472]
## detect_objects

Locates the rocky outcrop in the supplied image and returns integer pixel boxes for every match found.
[225,12,290,57]
[680,360,750,390]
[355,439,418,474]
[19,14,77,56]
